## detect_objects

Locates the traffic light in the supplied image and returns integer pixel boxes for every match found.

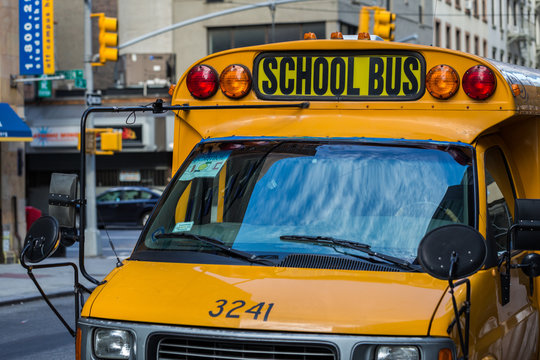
[373,9,396,41]
[100,130,122,153]
[78,129,122,155]
[91,13,118,65]
[359,7,370,34]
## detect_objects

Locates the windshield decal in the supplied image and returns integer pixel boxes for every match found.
[179,150,231,181]
[173,221,194,233]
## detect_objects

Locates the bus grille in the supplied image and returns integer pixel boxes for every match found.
[156,336,337,360]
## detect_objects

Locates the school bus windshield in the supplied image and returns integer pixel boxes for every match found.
[134,140,474,267]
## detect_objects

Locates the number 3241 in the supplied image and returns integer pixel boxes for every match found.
[209,300,274,321]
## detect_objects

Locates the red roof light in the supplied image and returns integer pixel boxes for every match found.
[462,65,496,100]
[186,65,219,99]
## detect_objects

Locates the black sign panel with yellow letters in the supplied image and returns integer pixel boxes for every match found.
[253,52,425,101]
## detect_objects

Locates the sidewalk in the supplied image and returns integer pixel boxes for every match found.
[0,256,121,306]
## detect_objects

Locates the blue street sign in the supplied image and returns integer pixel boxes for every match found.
[19,0,55,75]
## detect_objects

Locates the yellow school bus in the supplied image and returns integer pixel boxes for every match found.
[71,35,540,359]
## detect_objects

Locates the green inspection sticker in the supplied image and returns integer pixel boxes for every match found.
[173,221,194,233]
[179,151,231,181]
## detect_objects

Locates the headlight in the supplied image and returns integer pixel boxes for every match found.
[94,329,133,359]
[376,345,420,360]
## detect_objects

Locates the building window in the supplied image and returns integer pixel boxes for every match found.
[465,32,470,53]
[492,47,497,59]
[455,28,461,51]
[339,23,358,36]
[491,0,495,26]
[456,0,461,10]
[419,5,423,24]
[474,0,479,18]
[513,1,517,26]
[435,19,441,47]
[208,22,325,53]
[474,35,479,55]
[499,0,503,30]
[520,5,524,29]
[483,39,487,57]
[446,23,451,49]
[500,49,504,61]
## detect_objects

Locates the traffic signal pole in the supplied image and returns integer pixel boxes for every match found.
[83,0,101,257]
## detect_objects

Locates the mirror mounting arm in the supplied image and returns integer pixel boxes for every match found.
[499,226,514,306]
[501,223,540,305]
[446,253,471,360]
[20,242,92,338]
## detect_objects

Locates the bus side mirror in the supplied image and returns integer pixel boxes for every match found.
[22,216,61,263]
[49,173,80,247]
[512,199,540,251]
[417,224,487,280]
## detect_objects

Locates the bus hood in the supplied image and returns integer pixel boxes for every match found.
[85,260,448,336]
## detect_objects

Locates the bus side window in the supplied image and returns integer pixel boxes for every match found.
[484,147,515,256]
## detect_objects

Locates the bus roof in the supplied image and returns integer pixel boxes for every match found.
[171,39,540,145]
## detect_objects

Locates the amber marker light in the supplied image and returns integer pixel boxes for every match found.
[462,65,497,100]
[426,65,460,100]
[304,32,317,40]
[76,328,82,360]
[511,83,521,97]
[220,64,252,99]
[331,31,343,39]
[186,65,219,99]
[358,32,370,40]
[168,84,176,96]
[438,348,452,360]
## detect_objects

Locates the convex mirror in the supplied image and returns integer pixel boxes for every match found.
[22,216,60,263]
[418,224,487,280]
[521,253,540,278]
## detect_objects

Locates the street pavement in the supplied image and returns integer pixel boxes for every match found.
[0,256,122,306]
[0,228,141,306]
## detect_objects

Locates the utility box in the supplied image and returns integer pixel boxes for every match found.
[119,53,175,87]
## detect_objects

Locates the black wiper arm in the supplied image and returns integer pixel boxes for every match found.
[155,232,274,265]
[280,235,416,271]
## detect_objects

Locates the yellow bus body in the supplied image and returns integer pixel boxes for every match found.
[79,39,540,360]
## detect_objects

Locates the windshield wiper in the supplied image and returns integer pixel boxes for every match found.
[279,235,417,271]
[155,232,274,265]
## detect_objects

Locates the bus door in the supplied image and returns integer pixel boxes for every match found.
[477,136,539,359]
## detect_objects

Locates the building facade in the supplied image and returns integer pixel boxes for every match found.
[433,0,537,67]
[0,0,34,263]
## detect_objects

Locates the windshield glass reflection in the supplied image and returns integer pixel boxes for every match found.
[136,141,474,265]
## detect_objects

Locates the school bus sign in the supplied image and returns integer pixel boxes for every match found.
[254,52,425,100]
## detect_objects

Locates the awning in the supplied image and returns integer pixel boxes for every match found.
[0,103,32,142]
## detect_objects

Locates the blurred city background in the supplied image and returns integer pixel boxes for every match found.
[0,0,538,263]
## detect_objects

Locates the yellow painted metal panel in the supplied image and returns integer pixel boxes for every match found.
[87,261,447,336]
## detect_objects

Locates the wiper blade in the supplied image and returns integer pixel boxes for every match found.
[155,232,274,265]
[280,235,416,271]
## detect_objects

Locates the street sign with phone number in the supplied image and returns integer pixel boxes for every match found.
[19,0,55,75]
